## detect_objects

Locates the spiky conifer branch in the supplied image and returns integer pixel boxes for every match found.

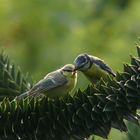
[0,47,140,140]
[0,52,31,100]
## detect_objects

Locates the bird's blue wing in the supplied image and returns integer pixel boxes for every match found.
[91,56,116,77]
[29,71,68,96]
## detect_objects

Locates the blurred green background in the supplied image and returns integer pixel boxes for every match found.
[0,0,140,139]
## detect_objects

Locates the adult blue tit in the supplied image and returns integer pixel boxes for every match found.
[74,53,116,84]
[16,64,77,100]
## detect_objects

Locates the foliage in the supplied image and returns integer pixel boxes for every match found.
[0,1,140,140]
[1,0,139,82]
[0,47,140,140]
[0,52,32,100]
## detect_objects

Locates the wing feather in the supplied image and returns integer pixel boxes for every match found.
[29,70,67,96]
[91,56,116,77]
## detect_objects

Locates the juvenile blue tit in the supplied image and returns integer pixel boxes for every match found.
[74,53,116,84]
[16,64,77,100]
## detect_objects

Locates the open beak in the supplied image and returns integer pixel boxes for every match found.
[72,70,76,75]
[72,68,77,76]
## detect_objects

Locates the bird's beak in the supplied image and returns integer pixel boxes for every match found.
[74,62,80,70]
[74,59,82,71]
[72,70,76,75]
[74,65,79,71]
[74,65,82,71]
[71,70,76,78]
[74,67,78,71]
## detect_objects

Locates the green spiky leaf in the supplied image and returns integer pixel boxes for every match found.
[0,47,140,139]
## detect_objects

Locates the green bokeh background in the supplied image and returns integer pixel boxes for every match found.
[0,0,140,139]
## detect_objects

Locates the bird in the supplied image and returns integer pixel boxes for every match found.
[16,64,77,100]
[74,53,116,84]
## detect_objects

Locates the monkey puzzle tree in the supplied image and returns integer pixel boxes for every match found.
[0,46,140,140]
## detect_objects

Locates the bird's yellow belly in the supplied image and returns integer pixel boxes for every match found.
[43,77,76,98]
[84,64,108,83]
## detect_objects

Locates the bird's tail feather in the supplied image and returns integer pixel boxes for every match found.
[15,91,29,101]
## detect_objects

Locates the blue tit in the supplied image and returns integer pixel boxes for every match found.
[74,53,116,84]
[16,64,77,100]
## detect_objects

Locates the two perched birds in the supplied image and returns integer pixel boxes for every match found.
[16,54,116,100]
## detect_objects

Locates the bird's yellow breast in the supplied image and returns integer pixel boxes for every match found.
[84,64,108,83]
[66,73,77,91]
[44,73,77,98]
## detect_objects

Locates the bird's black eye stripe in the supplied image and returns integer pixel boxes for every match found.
[63,69,73,72]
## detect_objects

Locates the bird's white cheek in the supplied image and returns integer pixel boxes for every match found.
[62,72,69,76]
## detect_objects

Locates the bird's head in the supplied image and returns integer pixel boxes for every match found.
[74,53,91,71]
[61,64,77,78]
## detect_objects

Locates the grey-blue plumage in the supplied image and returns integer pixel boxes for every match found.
[74,53,116,83]
[16,64,77,100]
[91,55,116,77]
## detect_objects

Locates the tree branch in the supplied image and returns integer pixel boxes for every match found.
[0,47,140,140]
